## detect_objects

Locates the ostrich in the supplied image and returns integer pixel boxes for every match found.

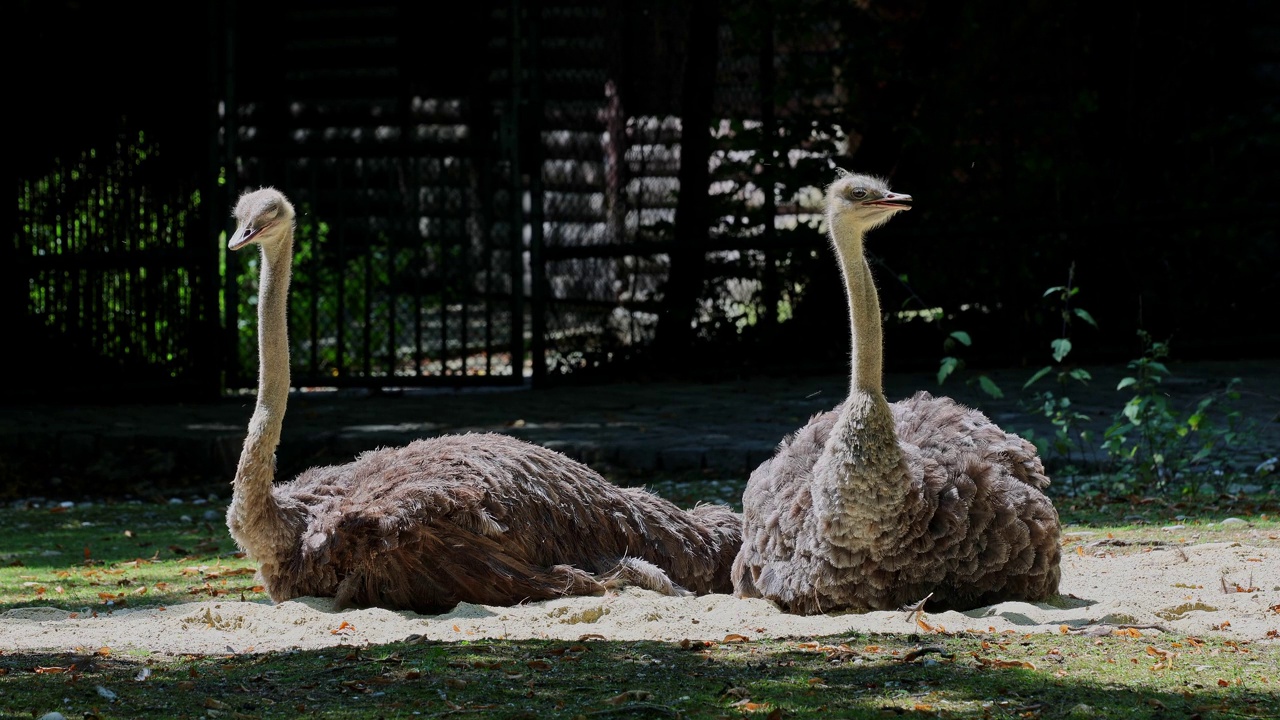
[225,186,741,614]
[731,171,1061,614]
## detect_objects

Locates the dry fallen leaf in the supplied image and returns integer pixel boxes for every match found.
[723,633,750,643]
[604,690,652,705]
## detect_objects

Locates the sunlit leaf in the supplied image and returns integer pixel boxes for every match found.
[1073,308,1098,328]
[937,357,959,385]
[1024,365,1054,389]
[1051,338,1072,362]
[1068,368,1092,382]
[978,375,1004,399]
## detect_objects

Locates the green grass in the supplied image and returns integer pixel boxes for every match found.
[0,498,267,613]
[1,488,1277,719]
[2,627,1276,718]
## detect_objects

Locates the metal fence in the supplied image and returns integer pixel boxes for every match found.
[10,0,1277,402]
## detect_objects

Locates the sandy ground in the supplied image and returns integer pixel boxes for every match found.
[2,538,1276,655]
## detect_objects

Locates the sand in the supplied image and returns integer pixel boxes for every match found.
[2,538,1276,655]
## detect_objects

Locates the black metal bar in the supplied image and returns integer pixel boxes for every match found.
[363,182,374,378]
[222,0,242,390]
[527,3,546,387]
[386,159,398,379]
[412,157,424,377]
[758,2,779,336]
[335,165,347,380]
[309,160,320,377]
[507,0,525,380]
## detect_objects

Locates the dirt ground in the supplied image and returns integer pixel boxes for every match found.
[2,533,1276,655]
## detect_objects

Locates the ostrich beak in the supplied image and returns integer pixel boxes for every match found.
[867,192,912,210]
[228,222,271,251]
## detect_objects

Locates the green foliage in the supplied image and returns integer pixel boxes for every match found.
[1021,264,1098,470]
[941,264,1260,495]
[1100,331,1255,495]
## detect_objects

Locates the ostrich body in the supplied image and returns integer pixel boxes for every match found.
[731,172,1061,614]
[225,187,741,613]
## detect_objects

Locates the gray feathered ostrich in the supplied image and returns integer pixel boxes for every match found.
[225,187,741,614]
[731,171,1061,614]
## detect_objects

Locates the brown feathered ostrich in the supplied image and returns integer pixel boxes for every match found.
[731,171,1061,614]
[225,186,741,614]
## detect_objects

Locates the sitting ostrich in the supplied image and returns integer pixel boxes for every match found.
[731,171,1061,614]
[225,186,741,613]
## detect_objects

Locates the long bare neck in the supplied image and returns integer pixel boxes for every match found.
[830,215,883,396]
[810,212,910,554]
[250,235,294,445]
[229,229,296,559]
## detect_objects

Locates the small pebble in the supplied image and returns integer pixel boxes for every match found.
[1161,525,1185,531]
[39,713,66,720]
[180,515,193,523]
[168,498,183,505]
[59,501,74,508]
[1221,517,1247,526]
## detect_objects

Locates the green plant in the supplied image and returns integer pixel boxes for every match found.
[880,260,1003,400]
[1101,331,1253,494]
[1020,263,1099,470]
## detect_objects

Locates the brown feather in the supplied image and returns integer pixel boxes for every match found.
[224,187,741,614]
[731,173,1061,614]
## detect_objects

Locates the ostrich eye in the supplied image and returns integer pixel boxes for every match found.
[849,187,868,200]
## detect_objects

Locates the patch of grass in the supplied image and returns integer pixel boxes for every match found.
[2,631,1276,719]
[0,498,266,613]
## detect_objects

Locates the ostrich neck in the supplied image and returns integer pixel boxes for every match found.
[229,230,295,558]
[812,213,908,555]
[831,217,883,395]
[251,237,294,439]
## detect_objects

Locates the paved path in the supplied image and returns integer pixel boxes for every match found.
[2,359,1276,501]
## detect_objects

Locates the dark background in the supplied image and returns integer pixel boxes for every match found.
[11,0,1279,402]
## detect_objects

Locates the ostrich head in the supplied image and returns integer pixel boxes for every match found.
[825,171,911,234]
[229,187,296,252]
